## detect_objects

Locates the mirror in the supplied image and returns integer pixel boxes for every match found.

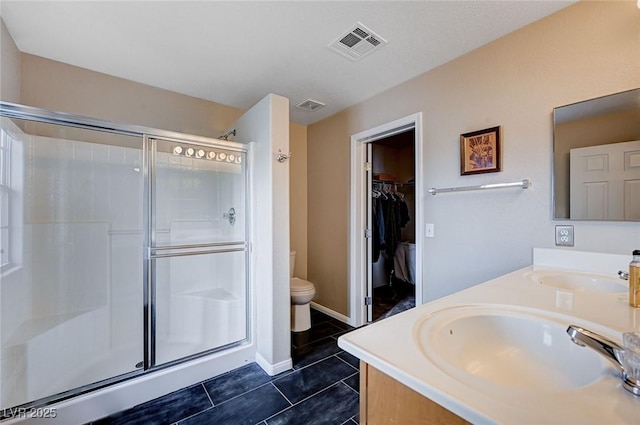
[553,88,640,221]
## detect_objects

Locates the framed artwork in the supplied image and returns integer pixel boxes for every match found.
[460,126,501,175]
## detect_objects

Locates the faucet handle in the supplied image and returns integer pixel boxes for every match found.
[618,270,630,280]
[621,348,640,396]
[568,326,640,395]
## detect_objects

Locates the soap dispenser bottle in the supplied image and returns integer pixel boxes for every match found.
[630,250,640,308]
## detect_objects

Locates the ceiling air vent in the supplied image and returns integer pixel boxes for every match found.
[296,98,326,112]
[329,22,387,61]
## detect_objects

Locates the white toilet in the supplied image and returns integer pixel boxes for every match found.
[290,251,316,332]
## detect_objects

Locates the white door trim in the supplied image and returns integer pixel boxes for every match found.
[348,113,423,327]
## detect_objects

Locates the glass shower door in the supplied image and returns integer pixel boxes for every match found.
[148,137,248,366]
[0,117,144,410]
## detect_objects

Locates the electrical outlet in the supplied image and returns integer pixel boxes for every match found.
[555,225,574,247]
[425,223,435,238]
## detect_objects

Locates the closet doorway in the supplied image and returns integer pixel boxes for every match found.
[369,131,416,321]
[349,113,423,327]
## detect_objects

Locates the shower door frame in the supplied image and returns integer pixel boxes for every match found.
[144,135,251,370]
[0,101,252,413]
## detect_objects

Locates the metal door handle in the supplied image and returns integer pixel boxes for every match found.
[223,207,236,226]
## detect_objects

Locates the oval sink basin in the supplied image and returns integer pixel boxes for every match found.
[527,271,627,293]
[413,306,609,391]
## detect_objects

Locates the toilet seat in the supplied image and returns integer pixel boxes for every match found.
[290,277,314,292]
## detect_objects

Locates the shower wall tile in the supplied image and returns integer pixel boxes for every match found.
[25,138,51,223]
[167,243,245,296]
[70,140,93,222]
[155,151,245,243]
[164,295,206,346]
[108,149,142,231]
[54,139,72,222]
[109,234,144,348]
[1,343,27,408]
[24,136,142,320]
[25,307,111,403]
[30,223,109,317]
[90,143,110,223]
[162,284,247,350]
[1,267,29,345]
[25,136,142,225]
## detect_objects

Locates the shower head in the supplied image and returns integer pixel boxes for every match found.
[220,129,236,141]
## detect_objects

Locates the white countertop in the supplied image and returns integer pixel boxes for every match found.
[338,249,640,424]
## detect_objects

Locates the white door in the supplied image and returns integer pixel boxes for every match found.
[570,140,640,220]
[365,142,374,322]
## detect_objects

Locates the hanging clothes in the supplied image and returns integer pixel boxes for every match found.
[393,242,416,285]
[398,196,410,228]
[382,195,398,256]
[372,195,384,262]
[372,183,411,258]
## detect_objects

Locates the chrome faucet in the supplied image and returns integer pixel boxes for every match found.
[619,270,630,281]
[567,326,624,370]
[567,325,640,396]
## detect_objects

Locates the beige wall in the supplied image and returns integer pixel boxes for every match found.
[289,123,308,279]
[0,19,21,103]
[307,112,351,313]
[307,1,640,315]
[20,54,245,139]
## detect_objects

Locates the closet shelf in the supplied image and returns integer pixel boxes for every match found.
[372,179,414,187]
[428,179,530,195]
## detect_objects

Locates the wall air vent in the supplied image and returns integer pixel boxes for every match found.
[296,98,326,112]
[329,22,387,61]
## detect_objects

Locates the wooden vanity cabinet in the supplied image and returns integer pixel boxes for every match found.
[359,361,470,425]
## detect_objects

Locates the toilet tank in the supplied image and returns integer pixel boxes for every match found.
[290,251,296,278]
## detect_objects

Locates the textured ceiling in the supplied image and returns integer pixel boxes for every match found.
[1,1,575,125]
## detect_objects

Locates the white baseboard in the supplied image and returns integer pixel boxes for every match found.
[255,352,293,376]
[310,302,355,327]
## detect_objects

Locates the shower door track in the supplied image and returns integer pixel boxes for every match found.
[0,102,245,151]
[0,102,251,416]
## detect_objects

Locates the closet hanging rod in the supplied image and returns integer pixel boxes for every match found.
[428,179,530,195]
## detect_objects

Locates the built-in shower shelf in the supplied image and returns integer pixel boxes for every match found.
[181,288,237,301]
[3,308,98,346]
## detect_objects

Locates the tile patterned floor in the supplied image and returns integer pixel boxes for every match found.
[372,280,415,321]
[90,310,359,425]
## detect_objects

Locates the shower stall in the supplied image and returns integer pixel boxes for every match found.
[0,103,251,414]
